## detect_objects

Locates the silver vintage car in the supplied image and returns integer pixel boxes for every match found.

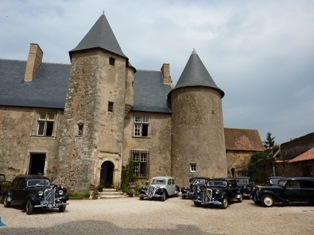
[139,176,179,201]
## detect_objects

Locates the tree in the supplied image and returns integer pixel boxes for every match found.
[263,132,276,150]
[247,152,268,183]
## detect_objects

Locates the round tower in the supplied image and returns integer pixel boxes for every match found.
[169,49,227,187]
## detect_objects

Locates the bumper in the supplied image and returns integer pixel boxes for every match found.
[34,200,69,208]
[139,193,163,199]
[194,198,222,206]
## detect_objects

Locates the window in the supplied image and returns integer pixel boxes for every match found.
[190,163,196,172]
[37,112,55,136]
[133,116,149,137]
[78,123,84,136]
[131,150,148,178]
[108,102,114,112]
[109,57,115,66]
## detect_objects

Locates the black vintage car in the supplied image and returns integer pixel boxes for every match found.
[234,177,255,199]
[193,178,243,209]
[181,177,210,199]
[2,174,69,215]
[252,177,314,207]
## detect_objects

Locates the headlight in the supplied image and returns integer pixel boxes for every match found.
[38,191,43,197]
[215,190,220,194]
[243,185,247,189]
[58,190,64,195]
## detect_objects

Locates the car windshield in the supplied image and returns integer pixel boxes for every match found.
[236,179,249,184]
[151,179,166,184]
[207,180,227,187]
[277,180,287,187]
[27,179,50,187]
[269,178,282,185]
[192,179,206,185]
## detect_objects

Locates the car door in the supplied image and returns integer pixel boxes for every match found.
[284,180,303,202]
[227,180,238,199]
[300,180,314,201]
[10,178,20,205]
[167,179,175,196]
[16,178,28,205]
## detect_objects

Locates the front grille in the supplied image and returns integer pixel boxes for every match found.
[203,188,213,202]
[148,186,155,197]
[44,189,55,204]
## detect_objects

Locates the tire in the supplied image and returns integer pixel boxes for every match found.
[140,196,144,200]
[238,195,243,202]
[161,191,166,201]
[220,196,228,209]
[59,205,66,212]
[194,201,201,207]
[3,195,11,207]
[26,200,34,215]
[182,195,186,199]
[261,195,274,207]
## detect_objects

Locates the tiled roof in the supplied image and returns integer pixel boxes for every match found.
[289,147,314,163]
[133,70,172,113]
[0,59,70,109]
[224,128,265,151]
[170,49,224,98]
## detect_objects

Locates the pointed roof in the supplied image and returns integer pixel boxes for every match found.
[69,14,127,59]
[172,49,224,97]
[289,147,314,163]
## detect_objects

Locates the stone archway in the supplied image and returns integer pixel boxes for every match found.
[100,161,114,188]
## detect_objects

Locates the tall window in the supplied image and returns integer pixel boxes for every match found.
[190,163,196,172]
[133,116,149,137]
[131,150,149,178]
[37,112,55,136]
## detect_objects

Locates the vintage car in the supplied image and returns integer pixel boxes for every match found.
[252,177,314,207]
[2,174,69,215]
[234,176,255,199]
[0,174,12,195]
[266,176,285,186]
[181,177,210,199]
[193,178,243,209]
[139,176,179,201]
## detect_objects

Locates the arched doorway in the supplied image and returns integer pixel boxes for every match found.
[100,161,114,188]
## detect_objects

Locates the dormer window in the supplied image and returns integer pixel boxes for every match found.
[109,57,115,66]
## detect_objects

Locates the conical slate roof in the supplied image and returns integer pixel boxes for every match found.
[172,49,224,97]
[69,14,127,59]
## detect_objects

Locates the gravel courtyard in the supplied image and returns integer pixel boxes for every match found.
[1,197,314,235]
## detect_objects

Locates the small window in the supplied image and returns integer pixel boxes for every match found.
[132,150,148,178]
[190,163,196,172]
[37,112,55,136]
[78,123,84,136]
[109,57,115,66]
[108,102,114,112]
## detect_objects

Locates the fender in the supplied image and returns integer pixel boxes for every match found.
[259,190,289,203]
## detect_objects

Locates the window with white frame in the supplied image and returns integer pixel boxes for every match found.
[133,116,149,137]
[131,150,149,178]
[190,163,196,172]
[37,112,55,136]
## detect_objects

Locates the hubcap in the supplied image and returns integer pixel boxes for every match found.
[264,197,273,206]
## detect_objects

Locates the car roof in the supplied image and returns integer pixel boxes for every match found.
[234,177,250,179]
[14,174,50,180]
[151,176,174,180]
[283,177,314,181]
[209,178,235,181]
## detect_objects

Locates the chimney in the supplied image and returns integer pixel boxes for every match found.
[161,63,172,85]
[24,43,43,82]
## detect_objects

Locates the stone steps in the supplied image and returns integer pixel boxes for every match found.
[98,188,128,199]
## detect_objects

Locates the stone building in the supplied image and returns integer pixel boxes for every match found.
[0,14,264,192]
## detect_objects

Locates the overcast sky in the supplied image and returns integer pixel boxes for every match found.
[1,0,314,145]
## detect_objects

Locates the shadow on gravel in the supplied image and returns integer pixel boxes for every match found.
[0,221,225,235]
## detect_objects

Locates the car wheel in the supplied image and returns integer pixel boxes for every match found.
[140,196,144,200]
[182,195,186,199]
[221,196,228,209]
[261,195,274,207]
[161,191,166,201]
[194,201,201,207]
[3,195,11,207]
[59,205,66,212]
[238,195,243,202]
[26,200,34,215]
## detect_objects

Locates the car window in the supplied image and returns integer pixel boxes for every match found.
[27,179,50,187]
[288,181,300,188]
[277,180,287,186]
[151,179,166,184]
[301,180,314,188]
[11,179,19,189]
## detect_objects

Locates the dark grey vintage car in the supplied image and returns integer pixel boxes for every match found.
[252,177,314,207]
[139,176,179,201]
[181,177,210,199]
[2,174,69,215]
[193,178,243,209]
